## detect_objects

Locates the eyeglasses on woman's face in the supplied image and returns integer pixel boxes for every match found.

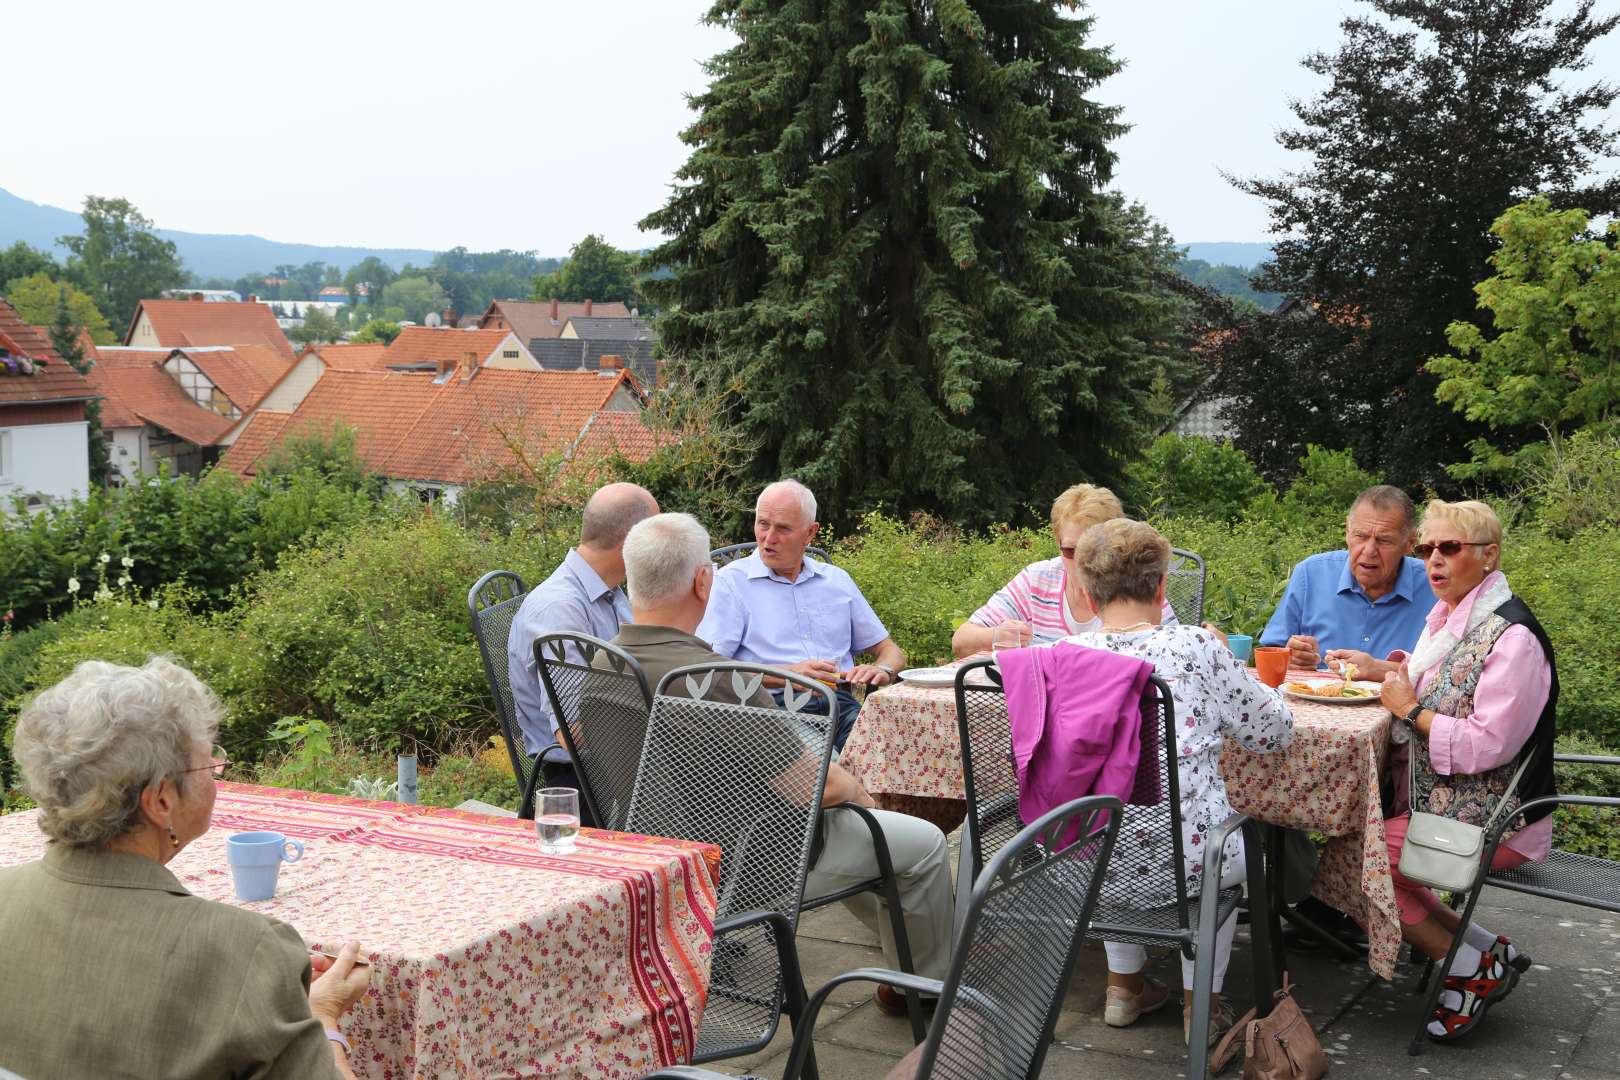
[1413,540,1491,560]
[177,744,230,780]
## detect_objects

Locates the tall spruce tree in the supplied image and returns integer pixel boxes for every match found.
[642,0,1166,527]
[1219,0,1619,487]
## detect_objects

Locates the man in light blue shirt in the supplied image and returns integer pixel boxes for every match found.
[1261,485,1436,669]
[697,479,906,750]
[507,482,659,765]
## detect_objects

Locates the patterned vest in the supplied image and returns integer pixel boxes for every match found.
[1411,611,1530,841]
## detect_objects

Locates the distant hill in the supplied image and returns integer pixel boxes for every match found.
[1180,242,1272,270]
[0,187,441,279]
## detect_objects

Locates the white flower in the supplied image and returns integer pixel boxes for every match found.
[94,586,112,602]
[117,576,130,587]
[148,599,160,610]
[121,556,135,569]
[99,552,111,564]
[67,578,80,594]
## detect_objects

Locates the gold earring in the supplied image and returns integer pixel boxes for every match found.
[167,826,180,849]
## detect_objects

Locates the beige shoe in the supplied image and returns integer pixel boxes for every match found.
[1104,976,1171,1028]
[1184,999,1237,1046]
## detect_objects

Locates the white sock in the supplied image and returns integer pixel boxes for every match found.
[1462,922,1496,953]
[1447,941,1483,978]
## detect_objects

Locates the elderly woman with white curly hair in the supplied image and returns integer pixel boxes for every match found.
[0,658,372,1079]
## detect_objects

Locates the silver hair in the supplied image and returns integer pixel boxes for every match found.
[623,512,712,608]
[14,657,221,849]
[757,479,817,524]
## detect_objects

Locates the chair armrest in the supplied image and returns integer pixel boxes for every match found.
[1554,754,1620,767]
[776,969,946,1080]
[1487,794,1620,844]
[1202,811,1252,878]
[713,908,795,939]
[638,1069,733,1079]
[536,743,572,765]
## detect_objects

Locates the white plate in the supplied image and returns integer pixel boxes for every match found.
[896,666,959,688]
[1282,679,1383,705]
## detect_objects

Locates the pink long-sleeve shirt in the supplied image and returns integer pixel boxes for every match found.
[1394,570,1552,861]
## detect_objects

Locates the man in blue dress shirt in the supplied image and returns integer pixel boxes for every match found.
[507,482,659,792]
[697,479,906,751]
[1261,485,1435,670]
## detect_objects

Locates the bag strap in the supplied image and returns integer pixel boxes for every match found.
[1209,1007,1258,1075]
[1408,730,1535,833]
[1482,748,1536,834]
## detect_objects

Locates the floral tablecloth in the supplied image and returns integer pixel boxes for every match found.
[1220,675,1401,979]
[841,678,971,832]
[0,783,720,1079]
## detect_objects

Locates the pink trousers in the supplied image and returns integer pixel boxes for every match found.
[1385,813,1529,925]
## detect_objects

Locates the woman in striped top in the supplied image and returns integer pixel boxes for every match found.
[951,484,1177,657]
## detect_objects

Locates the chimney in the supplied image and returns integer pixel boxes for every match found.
[191,293,205,302]
[247,294,258,304]
[460,350,478,382]
[598,354,625,373]
[549,298,559,323]
[443,307,458,326]
[584,298,593,316]
[436,354,455,377]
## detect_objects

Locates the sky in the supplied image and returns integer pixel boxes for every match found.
[5,1,1618,255]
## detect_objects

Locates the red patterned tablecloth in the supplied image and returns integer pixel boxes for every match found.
[843,678,965,801]
[1220,675,1401,979]
[0,783,719,1079]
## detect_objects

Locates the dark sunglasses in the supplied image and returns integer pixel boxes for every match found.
[1413,540,1491,559]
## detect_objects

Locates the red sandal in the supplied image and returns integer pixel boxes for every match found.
[1427,953,1518,1042]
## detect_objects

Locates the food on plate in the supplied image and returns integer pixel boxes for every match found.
[1283,680,1377,699]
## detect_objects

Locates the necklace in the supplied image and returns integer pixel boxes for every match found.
[1100,620,1154,634]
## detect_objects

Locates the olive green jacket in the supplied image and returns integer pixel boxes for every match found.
[0,843,341,1079]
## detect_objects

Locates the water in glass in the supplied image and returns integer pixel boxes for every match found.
[535,787,580,855]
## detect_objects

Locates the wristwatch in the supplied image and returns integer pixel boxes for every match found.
[874,663,897,679]
[1404,703,1425,725]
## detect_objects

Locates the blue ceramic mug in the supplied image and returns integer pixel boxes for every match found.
[227,831,305,901]
[1226,634,1254,665]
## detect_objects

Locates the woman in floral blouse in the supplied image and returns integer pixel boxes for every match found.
[1063,518,1293,1045]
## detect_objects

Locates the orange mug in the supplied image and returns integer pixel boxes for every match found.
[1254,647,1289,688]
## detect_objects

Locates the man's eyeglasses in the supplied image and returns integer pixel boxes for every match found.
[1413,540,1491,560]
[178,744,230,780]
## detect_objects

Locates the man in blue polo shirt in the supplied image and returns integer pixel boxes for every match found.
[1261,485,1435,669]
[698,479,906,751]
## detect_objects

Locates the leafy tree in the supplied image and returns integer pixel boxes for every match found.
[531,235,641,309]
[46,287,113,487]
[0,241,61,289]
[289,306,343,346]
[380,277,448,323]
[58,197,187,331]
[1429,196,1620,477]
[641,0,1164,527]
[5,273,115,344]
[349,317,402,345]
[1220,0,1620,488]
[1175,258,1280,312]
[343,256,398,308]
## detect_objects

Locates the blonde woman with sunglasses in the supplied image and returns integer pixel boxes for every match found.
[1327,500,1558,1044]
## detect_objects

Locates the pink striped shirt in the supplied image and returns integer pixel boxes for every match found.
[969,557,1177,643]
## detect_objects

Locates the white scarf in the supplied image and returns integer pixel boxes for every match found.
[1406,571,1514,681]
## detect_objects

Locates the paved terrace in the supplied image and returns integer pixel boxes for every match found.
[703,834,1620,1080]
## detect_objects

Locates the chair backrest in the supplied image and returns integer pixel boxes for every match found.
[534,632,653,831]
[955,660,1189,943]
[627,662,836,925]
[1166,547,1206,627]
[467,570,530,785]
[710,542,831,569]
[779,796,1123,1080]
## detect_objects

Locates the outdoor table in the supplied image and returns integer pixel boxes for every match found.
[0,782,720,1080]
[841,672,972,833]
[1219,673,1401,979]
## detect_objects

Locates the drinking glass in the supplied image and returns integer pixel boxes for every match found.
[535,788,581,855]
[991,622,1026,657]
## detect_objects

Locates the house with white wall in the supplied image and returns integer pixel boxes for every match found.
[0,299,95,510]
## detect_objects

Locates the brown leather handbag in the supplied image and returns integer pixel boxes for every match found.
[1210,974,1329,1079]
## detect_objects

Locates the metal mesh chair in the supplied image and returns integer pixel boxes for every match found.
[624,662,919,1073]
[468,571,569,819]
[953,658,1277,1076]
[534,632,653,832]
[709,542,831,568]
[1407,753,1620,1055]
[1167,547,1207,626]
[643,794,1123,1080]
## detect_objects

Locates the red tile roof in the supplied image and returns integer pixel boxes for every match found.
[179,345,294,412]
[382,327,520,370]
[85,360,234,444]
[570,408,671,463]
[477,299,633,342]
[219,411,292,475]
[127,299,294,360]
[220,368,643,484]
[0,300,98,407]
[309,342,391,372]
